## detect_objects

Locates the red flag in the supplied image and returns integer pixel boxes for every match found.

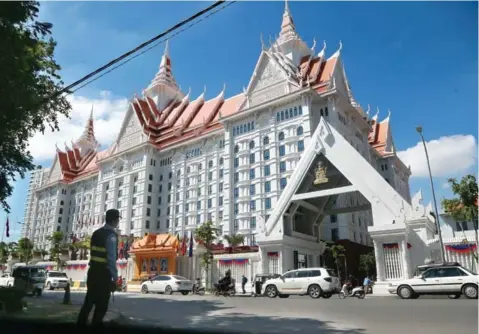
[5,217,10,238]
[181,234,187,256]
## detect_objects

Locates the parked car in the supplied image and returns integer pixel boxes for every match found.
[262,268,341,299]
[388,263,478,299]
[11,265,47,296]
[140,275,193,295]
[0,272,14,287]
[45,271,69,290]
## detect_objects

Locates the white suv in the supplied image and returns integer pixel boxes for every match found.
[388,264,478,299]
[45,271,69,290]
[262,268,340,299]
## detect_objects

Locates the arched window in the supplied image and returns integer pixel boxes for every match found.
[234,145,239,154]
[249,140,255,149]
[263,136,269,145]
[278,132,285,141]
[208,160,213,168]
[219,157,224,165]
[296,126,303,136]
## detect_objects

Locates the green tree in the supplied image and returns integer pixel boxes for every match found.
[47,231,67,269]
[324,242,346,279]
[359,252,376,277]
[17,237,34,263]
[224,233,245,250]
[194,221,219,290]
[442,174,478,262]
[0,1,71,213]
[0,241,9,265]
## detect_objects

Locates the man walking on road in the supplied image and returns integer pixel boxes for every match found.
[77,209,121,326]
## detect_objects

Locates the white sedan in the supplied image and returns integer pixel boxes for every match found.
[141,275,193,295]
[388,264,478,299]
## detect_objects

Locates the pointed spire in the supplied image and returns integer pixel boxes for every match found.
[75,106,99,155]
[148,40,178,90]
[277,0,300,45]
[317,40,327,58]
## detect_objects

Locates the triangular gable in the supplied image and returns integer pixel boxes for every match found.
[260,117,415,239]
[46,154,63,184]
[114,103,144,147]
[245,51,290,95]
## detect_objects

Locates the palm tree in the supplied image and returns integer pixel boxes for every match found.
[224,233,245,251]
[47,231,68,270]
[17,237,34,263]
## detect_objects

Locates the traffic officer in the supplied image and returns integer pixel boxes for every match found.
[77,209,120,326]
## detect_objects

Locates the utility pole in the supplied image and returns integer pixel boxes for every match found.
[416,126,446,264]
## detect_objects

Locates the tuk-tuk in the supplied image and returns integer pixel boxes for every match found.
[251,273,281,297]
[12,265,47,296]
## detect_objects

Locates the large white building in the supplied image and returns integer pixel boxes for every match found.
[22,3,413,273]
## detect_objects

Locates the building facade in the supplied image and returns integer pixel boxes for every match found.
[22,3,412,275]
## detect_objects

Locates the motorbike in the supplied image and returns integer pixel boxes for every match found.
[191,279,205,296]
[213,279,236,297]
[339,283,365,299]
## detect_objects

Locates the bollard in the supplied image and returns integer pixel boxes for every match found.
[62,282,71,305]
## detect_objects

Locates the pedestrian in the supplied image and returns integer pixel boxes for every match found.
[241,275,248,294]
[77,209,121,326]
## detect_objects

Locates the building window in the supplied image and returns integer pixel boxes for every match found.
[147,196,151,204]
[146,208,151,216]
[234,220,239,231]
[208,199,212,209]
[280,178,287,190]
[250,200,256,211]
[219,183,223,192]
[208,172,213,181]
[278,132,285,141]
[145,220,150,229]
[219,157,224,165]
[234,158,239,168]
[263,150,270,160]
[249,168,255,180]
[250,217,256,229]
[280,161,286,173]
[148,184,152,192]
[331,228,339,241]
[219,197,223,206]
[249,153,255,164]
[298,140,304,152]
[209,160,213,168]
[265,198,271,209]
[234,188,239,198]
[249,140,255,149]
[196,214,201,224]
[117,201,121,209]
[297,126,303,136]
[279,145,285,157]
[250,184,255,195]
[263,136,269,145]
[264,181,271,193]
[234,172,239,183]
[149,174,153,181]
[330,214,337,223]
[234,203,239,215]
[197,201,201,210]
[234,145,239,154]
[264,165,270,176]
[219,169,224,178]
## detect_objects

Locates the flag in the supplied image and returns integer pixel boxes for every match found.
[175,233,180,255]
[5,217,10,238]
[118,240,124,259]
[188,231,194,257]
[181,233,187,256]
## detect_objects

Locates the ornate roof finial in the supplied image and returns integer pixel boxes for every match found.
[366,104,371,116]
[164,39,170,57]
[311,38,316,53]
[260,33,265,50]
[277,0,299,44]
[147,39,178,91]
[317,40,327,58]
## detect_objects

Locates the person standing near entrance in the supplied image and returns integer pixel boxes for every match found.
[241,275,248,294]
[77,209,120,326]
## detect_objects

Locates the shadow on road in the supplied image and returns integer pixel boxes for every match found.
[112,295,366,334]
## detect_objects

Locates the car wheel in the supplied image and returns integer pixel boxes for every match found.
[278,294,289,298]
[322,293,332,299]
[198,289,205,296]
[141,285,149,294]
[397,285,413,299]
[164,285,173,295]
[308,284,322,299]
[448,294,461,299]
[357,291,365,299]
[462,284,478,299]
[36,289,42,297]
[339,291,346,299]
[181,291,189,296]
[46,282,53,291]
[265,285,278,298]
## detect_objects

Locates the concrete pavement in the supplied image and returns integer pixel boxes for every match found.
[31,291,478,334]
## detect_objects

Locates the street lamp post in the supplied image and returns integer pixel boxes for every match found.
[416,126,447,264]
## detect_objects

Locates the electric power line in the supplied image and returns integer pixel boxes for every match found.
[42,0,235,104]
[72,0,236,94]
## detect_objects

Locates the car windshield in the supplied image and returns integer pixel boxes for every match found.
[48,272,66,277]
[326,270,337,277]
[173,276,188,280]
[31,268,46,278]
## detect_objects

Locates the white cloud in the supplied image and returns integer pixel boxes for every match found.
[442,181,450,189]
[28,91,129,162]
[398,135,478,178]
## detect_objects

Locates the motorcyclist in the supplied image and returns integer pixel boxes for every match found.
[218,270,232,292]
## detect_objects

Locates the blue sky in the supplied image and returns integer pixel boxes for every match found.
[1,1,477,240]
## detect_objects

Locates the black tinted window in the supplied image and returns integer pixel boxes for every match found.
[439,268,467,277]
[423,268,439,278]
[297,271,310,278]
[326,270,336,277]
[311,270,322,277]
[283,271,297,279]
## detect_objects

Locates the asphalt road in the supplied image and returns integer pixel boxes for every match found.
[39,291,477,334]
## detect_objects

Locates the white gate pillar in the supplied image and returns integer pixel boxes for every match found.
[400,239,411,279]
[373,240,385,281]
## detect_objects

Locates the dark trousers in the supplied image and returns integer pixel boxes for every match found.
[77,267,112,326]
[242,282,246,293]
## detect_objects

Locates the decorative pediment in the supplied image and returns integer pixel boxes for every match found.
[246,53,289,96]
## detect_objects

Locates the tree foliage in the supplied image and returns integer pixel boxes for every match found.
[224,233,244,248]
[47,231,67,269]
[0,1,71,212]
[324,242,346,278]
[0,242,9,264]
[194,221,219,265]
[359,252,376,277]
[442,175,478,223]
[17,237,34,263]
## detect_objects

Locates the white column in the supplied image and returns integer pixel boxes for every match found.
[400,240,411,279]
[373,240,385,281]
